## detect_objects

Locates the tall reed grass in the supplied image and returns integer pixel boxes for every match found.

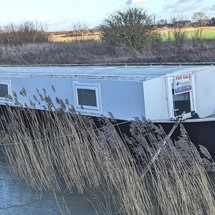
[0,91,215,215]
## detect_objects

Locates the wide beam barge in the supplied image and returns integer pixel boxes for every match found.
[0,65,215,158]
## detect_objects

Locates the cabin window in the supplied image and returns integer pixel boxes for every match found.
[77,88,97,107]
[73,82,101,113]
[0,80,11,101]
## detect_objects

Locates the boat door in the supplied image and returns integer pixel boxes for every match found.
[167,74,196,119]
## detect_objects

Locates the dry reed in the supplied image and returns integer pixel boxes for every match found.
[0,91,215,215]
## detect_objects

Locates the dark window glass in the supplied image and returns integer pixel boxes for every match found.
[77,89,97,107]
[173,91,191,116]
[0,84,8,98]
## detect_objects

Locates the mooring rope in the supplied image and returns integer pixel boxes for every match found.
[141,114,184,178]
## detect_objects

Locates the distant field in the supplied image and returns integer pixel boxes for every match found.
[48,31,101,42]
[160,27,215,41]
[49,27,215,42]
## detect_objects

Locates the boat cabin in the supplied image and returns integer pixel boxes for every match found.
[0,65,215,122]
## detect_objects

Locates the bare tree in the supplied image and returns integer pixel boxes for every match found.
[169,16,188,52]
[0,21,48,45]
[99,7,161,50]
[172,26,188,50]
[192,11,209,27]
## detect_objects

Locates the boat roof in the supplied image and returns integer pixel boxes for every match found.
[0,65,213,81]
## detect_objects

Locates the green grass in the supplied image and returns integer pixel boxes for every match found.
[201,30,215,39]
[160,27,215,41]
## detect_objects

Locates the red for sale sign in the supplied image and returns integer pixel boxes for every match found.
[174,73,192,95]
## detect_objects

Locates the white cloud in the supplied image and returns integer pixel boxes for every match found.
[38,16,53,23]
[126,0,149,5]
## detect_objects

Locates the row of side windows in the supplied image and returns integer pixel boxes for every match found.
[0,80,101,114]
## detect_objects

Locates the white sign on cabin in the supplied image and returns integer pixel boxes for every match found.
[174,73,192,95]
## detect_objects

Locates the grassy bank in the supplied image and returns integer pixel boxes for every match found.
[0,39,214,65]
[0,24,214,65]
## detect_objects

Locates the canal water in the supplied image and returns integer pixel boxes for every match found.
[0,150,108,215]
[1,147,215,215]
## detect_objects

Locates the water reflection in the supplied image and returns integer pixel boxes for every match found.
[1,148,215,215]
[0,151,105,215]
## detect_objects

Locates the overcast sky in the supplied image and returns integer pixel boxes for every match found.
[0,0,214,31]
